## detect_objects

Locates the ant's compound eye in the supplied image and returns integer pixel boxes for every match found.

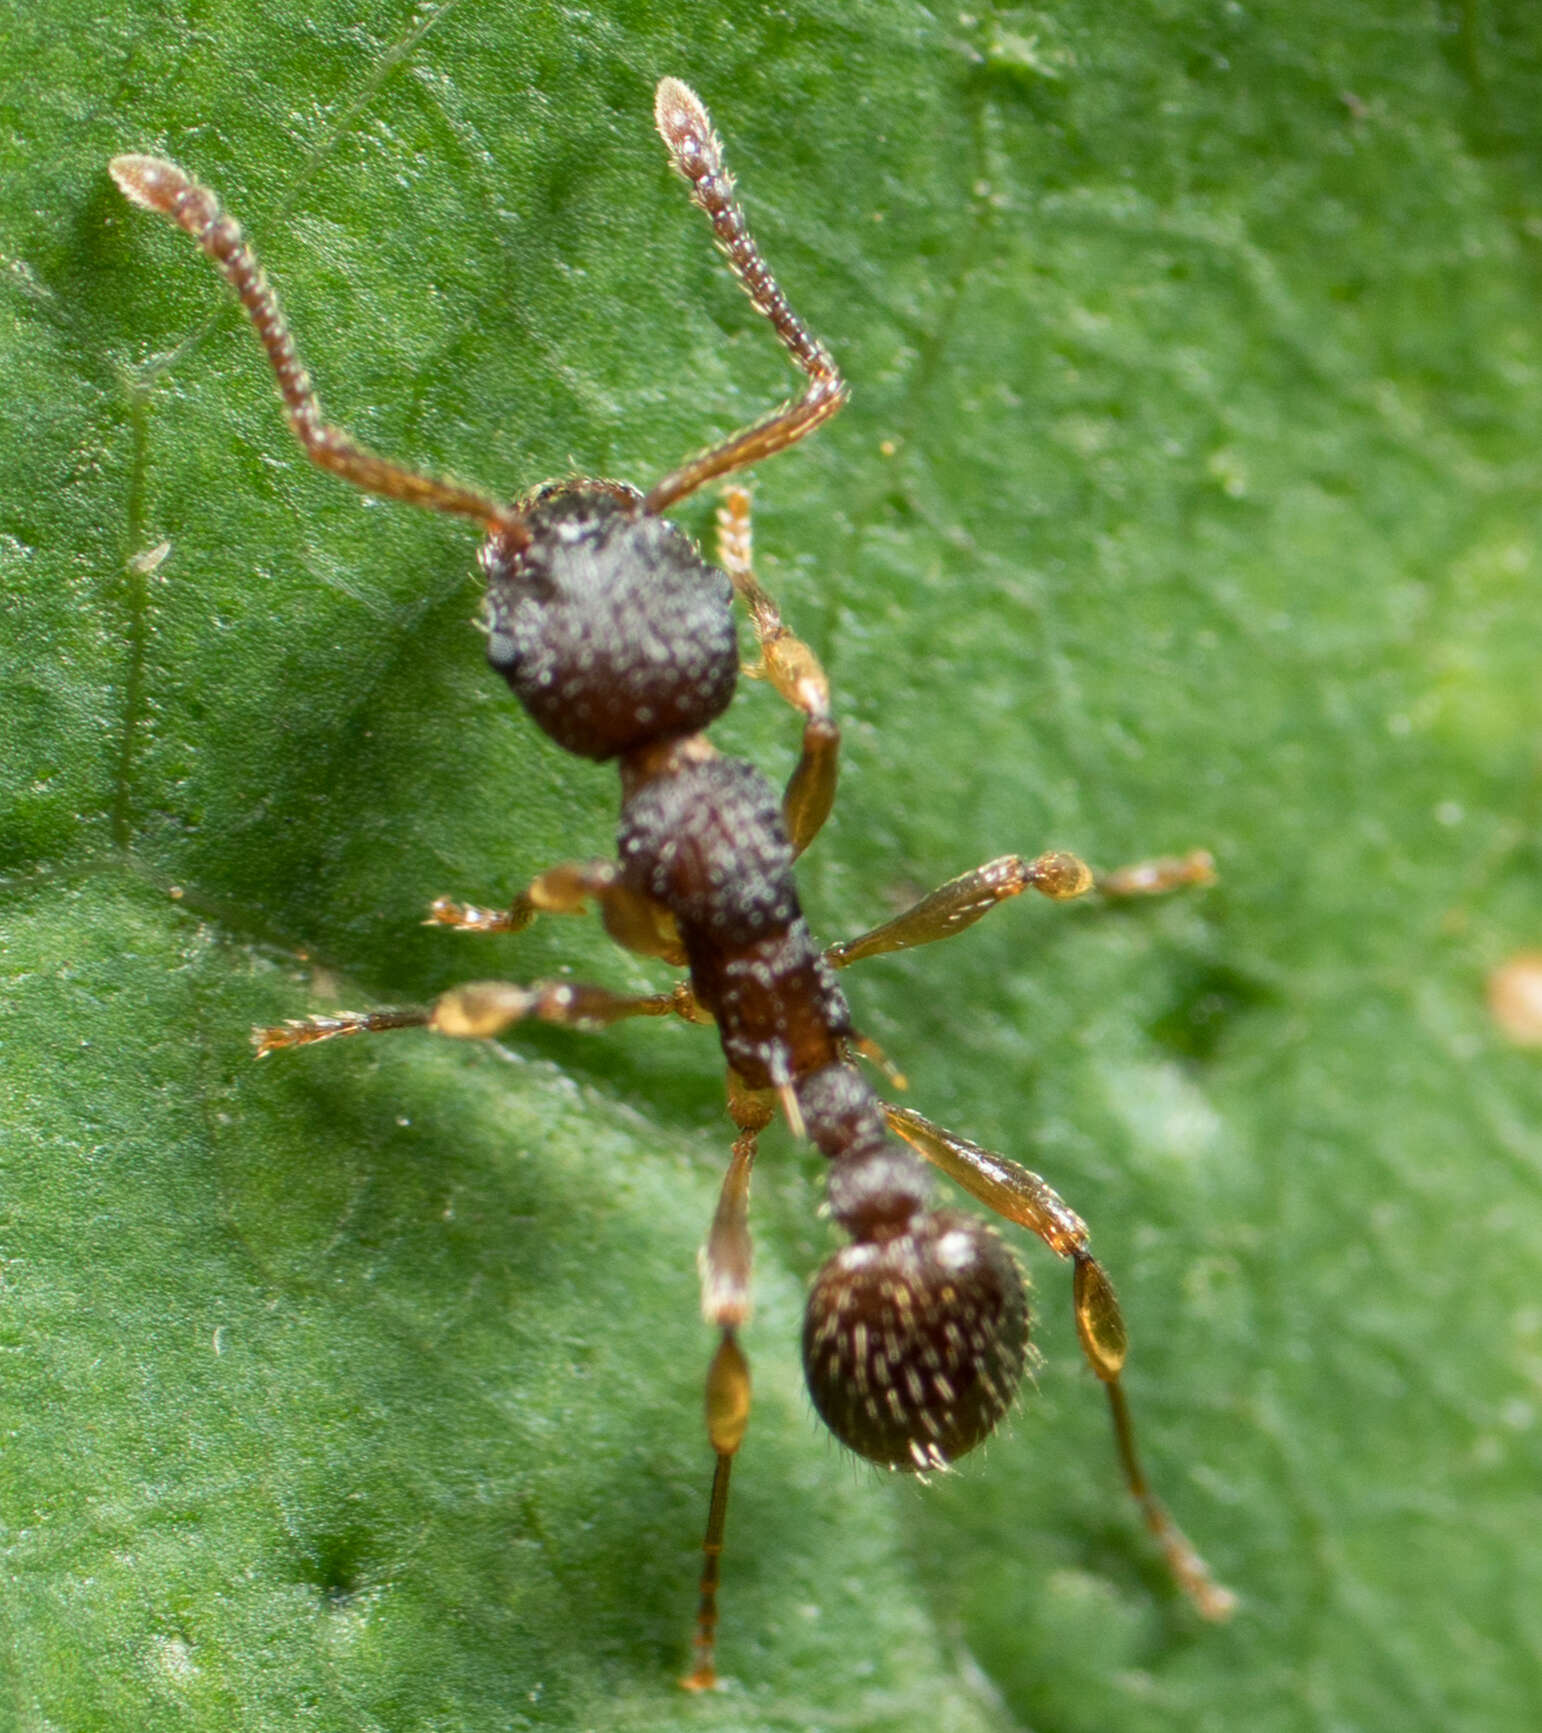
[802,1212,1029,1472]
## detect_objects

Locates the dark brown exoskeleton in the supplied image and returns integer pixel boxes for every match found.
[111,77,1233,1689]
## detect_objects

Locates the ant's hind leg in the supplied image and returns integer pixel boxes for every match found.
[716,487,839,855]
[883,1102,1237,1621]
[109,156,517,537]
[645,80,848,517]
[682,1077,771,1691]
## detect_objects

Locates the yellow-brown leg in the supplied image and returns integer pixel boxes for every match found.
[884,1102,1236,1621]
[825,845,1215,971]
[427,859,685,965]
[826,851,1096,968]
[682,1078,772,1690]
[1097,849,1217,899]
[716,486,839,856]
[253,974,705,1056]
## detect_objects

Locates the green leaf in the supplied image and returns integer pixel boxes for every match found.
[5,2,1542,1728]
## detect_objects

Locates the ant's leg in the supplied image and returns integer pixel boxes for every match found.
[824,847,1216,970]
[883,1102,1237,1621]
[429,860,686,966]
[645,80,848,517]
[1098,850,1217,898]
[109,156,519,539]
[253,974,708,1056]
[826,852,1096,968]
[682,1076,772,1691]
[716,487,839,855]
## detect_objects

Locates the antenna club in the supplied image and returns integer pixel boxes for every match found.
[654,76,710,155]
[109,153,190,215]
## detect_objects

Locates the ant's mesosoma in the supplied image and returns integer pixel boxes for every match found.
[111,76,1235,1688]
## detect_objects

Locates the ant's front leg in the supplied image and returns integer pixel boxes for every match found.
[884,1103,1237,1622]
[682,1075,771,1691]
[716,487,839,856]
[428,860,687,967]
[253,973,708,1057]
[824,848,1216,969]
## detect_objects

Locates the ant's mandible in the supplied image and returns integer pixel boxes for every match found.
[111,76,1234,1688]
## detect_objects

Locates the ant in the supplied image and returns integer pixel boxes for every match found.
[111,76,1234,1688]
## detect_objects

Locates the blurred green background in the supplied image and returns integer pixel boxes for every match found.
[3,1,1541,1728]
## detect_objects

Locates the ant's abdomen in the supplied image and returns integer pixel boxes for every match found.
[793,1061,1030,1470]
[802,1210,1030,1472]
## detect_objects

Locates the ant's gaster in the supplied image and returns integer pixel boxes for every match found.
[111,77,1234,1689]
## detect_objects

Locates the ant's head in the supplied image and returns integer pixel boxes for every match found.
[480,481,739,761]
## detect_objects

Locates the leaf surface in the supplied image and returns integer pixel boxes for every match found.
[4,3,1542,1729]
